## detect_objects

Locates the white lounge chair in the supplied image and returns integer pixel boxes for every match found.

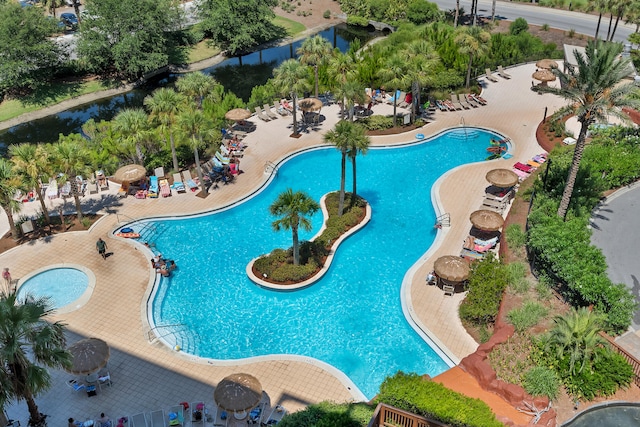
[497,65,512,79]
[150,410,165,427]
[485,68,499,83]
[254,106,271,122]
[130,413,148,427]
[264,405,287,425]
[182,170,198,192]
[171,173,186,193]
[263,104,278,120]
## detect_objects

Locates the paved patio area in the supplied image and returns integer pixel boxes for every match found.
[1,62,568,425]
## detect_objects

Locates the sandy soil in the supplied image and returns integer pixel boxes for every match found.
[274,0,343,32]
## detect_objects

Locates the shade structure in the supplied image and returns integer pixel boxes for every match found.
[532,69,556,83]
[470,209,504,232]
[486,169,519,188]
[225,108,251,122]
[214,373,262,413]
[535,59,559,70]
[113,164,146,184]
[434,256,470,282]
[298,97,323,112]
[67,338,110,375]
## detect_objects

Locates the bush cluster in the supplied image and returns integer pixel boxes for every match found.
[459,254,509,326]
[376,372,503,427]
[522,366,560,400]
[357,115,394,130]
[278,401,374,427]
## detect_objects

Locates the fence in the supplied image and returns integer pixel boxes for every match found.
[367,403,448,427]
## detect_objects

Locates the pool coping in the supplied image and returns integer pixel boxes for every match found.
[561,400,640,426]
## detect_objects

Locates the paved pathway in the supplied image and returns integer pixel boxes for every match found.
[1,63,569,426]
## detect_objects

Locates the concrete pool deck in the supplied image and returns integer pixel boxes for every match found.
[1,62,568,424]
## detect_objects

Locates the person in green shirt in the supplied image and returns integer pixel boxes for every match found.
[96,238,107,259]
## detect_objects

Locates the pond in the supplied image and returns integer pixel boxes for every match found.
[0,24,374,148]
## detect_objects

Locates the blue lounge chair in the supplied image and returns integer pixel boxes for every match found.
[182,170,198,191]
[172,173,186,193]
[148,176,159,198]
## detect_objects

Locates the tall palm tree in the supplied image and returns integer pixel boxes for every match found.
[52,136,90,221]
[455,25,491,88]
[454,0,460,27]
[272,59,311,137]
[270,188,320,266]
[546,307,606,375]
[144,88,185,172]
[346,123,370,202]
[176,108,214,195]
[175,72,217,110]
[403,40,440,120]
[378,54,410,127]
[536,41,639,219]
[335,79,365,121]
[112,108,151,165]
[0,159,23,240]
[609,0,629,41]
[9,144,52,226]
[590,0,610,39]
[327,52,357,119]
[297,35,333,99]
[324,120,354,215]
[0,292,71,427]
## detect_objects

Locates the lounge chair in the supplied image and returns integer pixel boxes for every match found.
[154,166,165,178]
[434,100,447,111]
[264,405,287,425]
[115,417,129,427]
[263,104,278,120]
[191,402,206,425]
[497,65,512,79]
[459,93,476,108]
[60,181,72,198]
[150,410,165,427]
[485,68,499,82]
[67,379,86,393]
[481,198,506,213]
[46,179,58,199]
[130,414,148,427]
[118,181,129,198]
[220,144,242,158]
[460,247,486,261]
[182,170,198,191]
[513,162,534,173]
[449,94,463,110]
[275,101,289,116]
[159,178,171,197]
[255,106,271,122]
[167,406,184,427]
[96,170,109,191]
[171,173,186,193]
[453,93,469,109]
[215,151,230,165]
[148,176,159,198]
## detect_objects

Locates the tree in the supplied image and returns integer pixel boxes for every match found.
[378,54,410,127]
[52,136,90,221]
[297,35,333,99]
[324,120,354,216]
[0,292,71,427]
[175,72,218,111]
[535,41,639,219]
[198,0,285,56]
[176,108,215,194]
[327,52,357,118]
[454,0,460,27]
[403,40,439,120]
[609,0,629,41]
[145,88,185,171]
[41,0,64,18]
[346,123,370,202]
[589,0,610,39]
[0,3,64,97]
[272,59,311,137]
[77,0,182,78]
[269,188,320,266]
[545,308,606,375]
[9,144,53,226]
[0,159,23,240]
[112,108,152,165]
[455,25,491,88]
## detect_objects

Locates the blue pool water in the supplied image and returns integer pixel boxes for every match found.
[145,127,500,398]
[17,268,88,309]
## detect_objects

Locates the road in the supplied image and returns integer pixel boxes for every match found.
[429,0,635,42]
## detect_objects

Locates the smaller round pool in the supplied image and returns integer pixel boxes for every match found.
[17,265,95,312]
[562,402,640,426]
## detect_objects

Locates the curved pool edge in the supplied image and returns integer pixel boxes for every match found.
[16,263,96,314]
[561,401,640,426]
[246,194,372,291]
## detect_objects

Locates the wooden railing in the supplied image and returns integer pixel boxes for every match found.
[600,332,640,387]
[367,403,448,427]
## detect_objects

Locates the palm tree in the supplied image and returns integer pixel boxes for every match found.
[145,88,185,172]
[324,120,354,215]
[0,292,71,427]
[52,136,90,221]
[546,307,606,375]
[297,35,333,99]
[346,123,370,202]
[454,0,460,27]
[609,0,629,41]
[9,144,52,226]
[589,0,610,39]
[335,79,365,121]
[112,108,151,165]
[42,0,64,18]
[175,72,217,110]
[455,25,491,88]
[270,188,320,266]
[327,52,357,119]
[0,159,23,240]
[403,40,439,120]
[176,108,214,195]
[491,0,497,22]
[535,41,639,219]
[272,59,311,137]
[378,54,410,127]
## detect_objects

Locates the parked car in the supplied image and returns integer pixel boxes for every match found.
[60,12,78,30]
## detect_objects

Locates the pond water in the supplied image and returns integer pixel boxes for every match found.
[0,24,373,148]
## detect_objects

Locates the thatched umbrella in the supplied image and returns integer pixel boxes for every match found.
[225,108,251,122]
[214,373,262,414]
[486,169,519,189]
[113,164,146,184]
[535,59,558,70]
[298,98,323,112]
[532,69,556,86]
[470,209,504,232]
[433,256,470,283]
[67,338,110,375]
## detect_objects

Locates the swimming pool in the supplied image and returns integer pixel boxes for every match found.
[562,402,640,426]
[17,265,95,313]
[144,127,501,398]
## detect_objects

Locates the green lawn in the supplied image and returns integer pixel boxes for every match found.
[187,40,222,63]
[274,16,306,37]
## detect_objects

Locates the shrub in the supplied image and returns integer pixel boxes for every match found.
[279,401,373,427]
[541,23,550,31]
[323,9,331,18]
[376,372,503,427]
[510,17,529,35]
[347,15,369,27]
[81,217,92,228]
[459,254,509,326]
[507,301,548,332]
[505,223,526,251]
[523,366,560,400]
[506,261,529,293]
[358,115,394,130]
[567,28,576,38]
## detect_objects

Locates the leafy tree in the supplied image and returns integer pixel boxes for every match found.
[346,123,370,201]
[297,35,333,99]
[406,0,443,24]
[459,253,509,325]
[270,188,320,266]
[51,135,91,221]
[455,25,491,88]
[9,143,53,226]
[112,109,152,165]
[198,0,285,56]
[0,292,71,427]
[176,108,215,194]
[144,88,185,171]
[378,53,410,126]
[509,17,529,35]
[175,72,218,110]
[535,41,640,219]
[77,0,182,78]
[0,159,22,240]
[403,39,439,119]
[0,3,64,97]
[272,59,311,137]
